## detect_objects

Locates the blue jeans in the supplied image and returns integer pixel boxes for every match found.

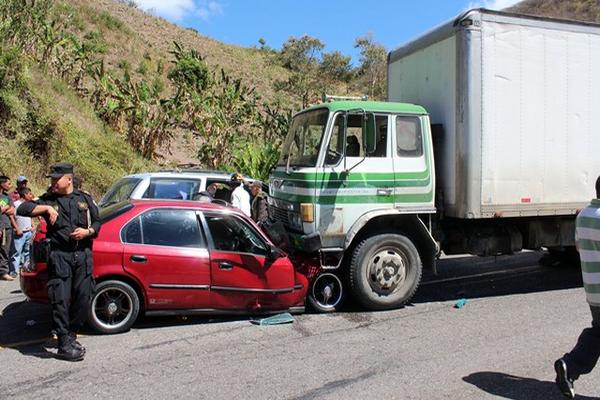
[11,230,32,274]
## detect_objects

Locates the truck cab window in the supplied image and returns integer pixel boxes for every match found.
[326,115,345,165]
[368,116,389,157]
[396,116,423,157]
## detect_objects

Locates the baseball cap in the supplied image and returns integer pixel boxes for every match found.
[16,175,27,183]
[46,162,74,178]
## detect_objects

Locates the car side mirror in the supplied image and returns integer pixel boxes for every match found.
[267,245,284,260]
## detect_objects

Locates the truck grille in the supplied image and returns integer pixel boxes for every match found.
[270,205,290,225]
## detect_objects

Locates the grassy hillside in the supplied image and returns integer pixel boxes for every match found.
[0,59,151,198]
[507,0,600,22]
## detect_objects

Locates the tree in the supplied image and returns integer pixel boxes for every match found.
[354,34,387,99]
[277,35,325,108]
[320,50,353,83]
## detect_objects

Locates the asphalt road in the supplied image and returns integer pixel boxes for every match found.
[0,252,598,400]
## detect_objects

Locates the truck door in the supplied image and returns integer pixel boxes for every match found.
[317,113,394,249]
[392,115,432,210]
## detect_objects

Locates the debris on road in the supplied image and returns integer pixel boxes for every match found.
[454,299,468,309]
[250,313,294,326]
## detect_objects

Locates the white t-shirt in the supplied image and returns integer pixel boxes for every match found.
[13,200,33,232]
[231,186,251,217]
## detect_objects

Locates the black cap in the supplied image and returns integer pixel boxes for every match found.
[46,162,74,178]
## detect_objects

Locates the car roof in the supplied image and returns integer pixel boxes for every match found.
[129,199,246,215]
[121,170,252,180]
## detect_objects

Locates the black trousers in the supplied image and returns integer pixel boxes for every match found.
[564,306,600,379]
[0,228,12,275]
[47,248,94,345]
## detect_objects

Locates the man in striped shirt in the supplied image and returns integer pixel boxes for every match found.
[554,176,600,399]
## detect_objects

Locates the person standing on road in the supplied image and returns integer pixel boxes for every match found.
[554,175,600,398]
[17,163,101,362]
[230,173,251,217]
[249,181,268,226]
[0,176,16,281]
[11,187,34,275]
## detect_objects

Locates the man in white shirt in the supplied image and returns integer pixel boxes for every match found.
[230,173,251,217]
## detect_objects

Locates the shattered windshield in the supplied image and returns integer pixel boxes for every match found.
[278,108,329,168]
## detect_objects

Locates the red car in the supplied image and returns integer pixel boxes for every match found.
[21,200,343,334]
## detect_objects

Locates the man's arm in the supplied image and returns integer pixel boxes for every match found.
[17,201,58,224]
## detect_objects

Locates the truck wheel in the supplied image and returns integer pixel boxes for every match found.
[308,272,344,313]
[349,234,422,310]
[89,280,140,334]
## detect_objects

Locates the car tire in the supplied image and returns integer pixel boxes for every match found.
[89,280,140,334]
[307,272,345,313]
[349,234,422,310]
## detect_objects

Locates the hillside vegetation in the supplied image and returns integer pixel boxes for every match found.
[1,0,598,196]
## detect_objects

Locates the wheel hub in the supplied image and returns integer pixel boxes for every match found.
[107,302,118,315]
[370,250,406,292]
[311,273,343,311]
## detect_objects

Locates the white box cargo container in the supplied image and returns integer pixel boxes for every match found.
[388,9,600,219]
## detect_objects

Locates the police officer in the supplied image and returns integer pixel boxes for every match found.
[17,163,100,361]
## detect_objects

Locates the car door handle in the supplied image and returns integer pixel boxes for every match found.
[130,255,148,263]
[377,188,392,196]
[219,261,233,270]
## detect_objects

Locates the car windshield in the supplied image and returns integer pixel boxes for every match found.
[278,108,329,168]
[99,177,142,207]
[143,178,201,200]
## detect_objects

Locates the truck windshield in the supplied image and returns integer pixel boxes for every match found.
[278,108,329,167]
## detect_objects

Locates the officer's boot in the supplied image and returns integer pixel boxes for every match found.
[69,332,86,354]
[56,335,85,362]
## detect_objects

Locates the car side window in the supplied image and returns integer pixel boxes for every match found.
[205,214,268,256]
[122,216,142,244]
[122,209,204,248]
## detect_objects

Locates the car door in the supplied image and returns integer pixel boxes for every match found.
[122,208,211,309]
[202,212,296,311]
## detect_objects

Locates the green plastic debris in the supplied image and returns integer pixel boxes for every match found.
[250,312,294,326]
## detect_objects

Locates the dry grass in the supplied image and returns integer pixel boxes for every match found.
[508,0,600,23]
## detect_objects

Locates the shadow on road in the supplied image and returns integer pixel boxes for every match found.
[412,252,583,304]
[463,371,596,400]
[0,299,55,359]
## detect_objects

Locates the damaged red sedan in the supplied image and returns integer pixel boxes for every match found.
[20,200,343,333]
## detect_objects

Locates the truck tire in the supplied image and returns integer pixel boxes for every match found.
[349,234,422,310]
[88,280,140,334]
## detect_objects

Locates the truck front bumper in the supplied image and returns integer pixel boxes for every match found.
[290,231,322,253]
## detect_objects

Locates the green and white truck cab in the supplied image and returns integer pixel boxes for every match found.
[269,100,439,311]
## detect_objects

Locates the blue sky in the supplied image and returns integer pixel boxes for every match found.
[134,0,520,64]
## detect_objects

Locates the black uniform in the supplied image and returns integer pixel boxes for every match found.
[18,189,100,347]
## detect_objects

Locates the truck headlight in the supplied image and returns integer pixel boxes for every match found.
[300,203,314,223]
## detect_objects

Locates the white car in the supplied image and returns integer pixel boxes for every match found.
[99,170,262,208]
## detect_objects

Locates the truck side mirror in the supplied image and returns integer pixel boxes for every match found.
[363,113,376,154]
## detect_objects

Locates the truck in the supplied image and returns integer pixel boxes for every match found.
[268,8,600,312]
